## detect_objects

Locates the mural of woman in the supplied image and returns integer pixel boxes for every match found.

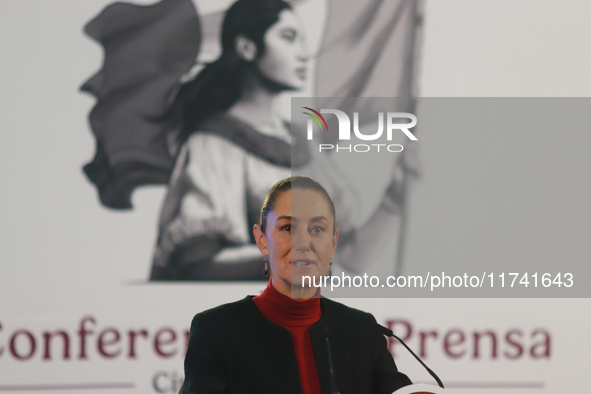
[81,0,423,281]
[151,0,310,280]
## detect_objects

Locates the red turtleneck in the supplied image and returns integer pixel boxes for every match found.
[253,280,322,394]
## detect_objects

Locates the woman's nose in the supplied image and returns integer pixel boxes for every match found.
[292,228,311,252]
[297,40,309,62]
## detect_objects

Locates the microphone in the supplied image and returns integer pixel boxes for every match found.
[376,324,445,389]
[323,329,340,394]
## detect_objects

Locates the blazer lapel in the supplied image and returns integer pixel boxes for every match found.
[242,299,303,393]
[310,301,353,394]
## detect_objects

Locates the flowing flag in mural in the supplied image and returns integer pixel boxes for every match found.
[317,0,421,115]
[82,0,201,209]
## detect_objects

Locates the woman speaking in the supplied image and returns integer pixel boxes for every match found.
[180,176,411,393]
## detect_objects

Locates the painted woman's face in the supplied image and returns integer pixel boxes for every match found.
[256,189,338,296]
[256,9,308,90]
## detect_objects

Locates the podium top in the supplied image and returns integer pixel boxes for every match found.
[393,383,446,394]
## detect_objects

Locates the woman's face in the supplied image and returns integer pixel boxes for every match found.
[255,189,338,296]
[256,9,308,90]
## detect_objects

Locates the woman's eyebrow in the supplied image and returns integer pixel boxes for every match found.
[310,216,328,223]
[276,215,294,221]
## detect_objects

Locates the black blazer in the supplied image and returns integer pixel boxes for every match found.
[180,296,411,393]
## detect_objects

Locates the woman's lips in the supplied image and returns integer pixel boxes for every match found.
[291,259,314,267]
[295,67,307,80]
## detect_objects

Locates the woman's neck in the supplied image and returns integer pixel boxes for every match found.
[271,276,318,299]
[227,69,283,130]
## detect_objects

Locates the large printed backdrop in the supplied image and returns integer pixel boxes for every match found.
[1,1,590,393]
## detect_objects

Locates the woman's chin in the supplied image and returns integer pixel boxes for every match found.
[290,269,322,287]
[288,80,305,91]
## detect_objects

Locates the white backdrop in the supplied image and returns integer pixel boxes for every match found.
[1,1,590,393]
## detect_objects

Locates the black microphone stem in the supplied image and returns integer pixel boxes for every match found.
[389,332,444,389]
[324,334,340,394]
[377,325,444,389]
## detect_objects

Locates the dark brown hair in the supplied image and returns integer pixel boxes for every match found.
[167,0,292,143]
[259,176,336,234]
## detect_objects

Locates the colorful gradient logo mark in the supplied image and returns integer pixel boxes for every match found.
[302,107,328,139]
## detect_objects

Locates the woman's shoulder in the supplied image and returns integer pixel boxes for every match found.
[190,296,257,327]
[187,113,301,168]
[181,131,247,177]
[320,298,378,328]
[187,113,259,152]
[194,296,255,316]
[185,130,245,154]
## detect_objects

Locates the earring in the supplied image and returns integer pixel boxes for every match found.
[264,256,270,277]
[328,260,333,277]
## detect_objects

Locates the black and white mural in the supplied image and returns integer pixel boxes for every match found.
[81,0,423,281]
